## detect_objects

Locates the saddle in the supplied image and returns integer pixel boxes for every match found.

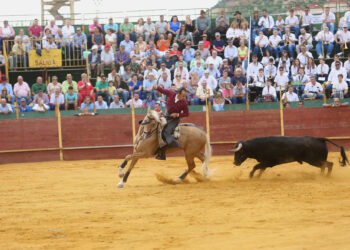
[158,124,181,148]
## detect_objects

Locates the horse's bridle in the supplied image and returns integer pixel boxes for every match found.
[140,115,155,125]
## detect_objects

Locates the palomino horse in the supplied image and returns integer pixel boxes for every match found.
[117,108,211,188]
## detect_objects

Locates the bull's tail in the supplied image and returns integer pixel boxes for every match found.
[201,134,213,179]
[319,138,349,167]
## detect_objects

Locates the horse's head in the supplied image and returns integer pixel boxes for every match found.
[140,107,160,132]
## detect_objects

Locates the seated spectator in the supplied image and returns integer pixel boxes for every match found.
[190,60,205,79]
[32,96,49,112]
[219,58,234,77]
[212,32,225,54]
[176,25,191,50]
[322,7,336,34]
[222,83,234,103]
[317,58,329,82]
[253,30,268,57]
[190,51,205,70]
[224,38,238,67]
[167,15,181,38]
[43,35,57,51]
[297,45,313,67]
[262,80,277,102]
[207,62,221,79]
[231,68,247,86]
[144,17,156,43]
[274,66,289,92]
[0,20,15,49]
[1,88,11,104]
[197,41,211,61]
[143,73,157,99]
[199,70,218,90]
[213,91,226,111]
[201,34,211,49]
[88,17,102,47]
[19,98,31,112]
[47,76,62,96]
[162,51,175,72]
[134,18,145,40]
[158,72,172,90]
[128,73,143,98]
[226,21,242,47]
[78,73,95,106]
[182,80,195,104]
[264,58,277,80]
[292,67,309,95]
[331,74,349,99]
[218,70,231,89]
[335,25,350,55]
[115,45,130,72]
[33,89,49,105]
[323,97,349,107]
[247,55,263,81]
[169,43,182,62]
[104,17,118,34]
[282,85,299,102]
[232,81,247,104]
[65,86,78,110]
[61,19,75,44]
[109,95,125,109]
[174,61,189,81]
[100,44,118,74]
[173,73,184,89]
[62,74,78,94]
[305,57,317,77]
[119,17,136,42]
[126,92,143,108]
[49,89,65,110]
[55,29,69,51]
[315,25,334,59]
[238,40,249,70]
[157,34,170,55]
[206,50,223,70]
[120,33,135,54]
[182,41,195,64]
[14,76,31,104]
[95,74,109,102]
[88,45,101,77]
[0,76,14,104]
[129,55,141,74]
[155,15,168,41]
[95,95,108,110]
[285,8,300,37]
[91,26,104,50]
[302,75,324,100]
[31,76,47,96]
[296,27,313,54]
[80,96,94,110]
[215,10,230,35]
[194,10,211,44]
[0,98,13,114]
[195,80,214,105]
[280,27,297,58]
[135,35,147,53]
[268,29,282,58]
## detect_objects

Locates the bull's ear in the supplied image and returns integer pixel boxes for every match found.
[138,120,143,125]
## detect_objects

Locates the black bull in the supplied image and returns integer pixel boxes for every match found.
[229,136,349,178]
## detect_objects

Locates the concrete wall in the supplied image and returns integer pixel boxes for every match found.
[0,107,349,164]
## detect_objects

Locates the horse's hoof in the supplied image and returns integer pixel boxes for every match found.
[117,181,124,188]
[174,177,182,182]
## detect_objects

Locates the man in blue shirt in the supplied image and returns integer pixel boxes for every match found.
[104,18,119,33]
[73,27,87,58]
[80,96,94,110]
[95,95,108,110]
[19,98,31,112]
[182,41,195,64]
[190,60,205,78]
[142,73,157,100]
[0,76,15,104]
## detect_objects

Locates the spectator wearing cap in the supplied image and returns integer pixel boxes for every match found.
[315,25,334,59]
[232,81,247,104]
[197,41,211,61]
[100,44,115,73]
[0,98,13,114]
[199,70,218,90]
[62,74,78,94]
[195,80,214,105]
[31,76,47,96]
[194,10,211,44]
[219,58,234,77]
[47,76,62,96]
[95,95,108,110]
[14,76,31,104]
[89,45,101,77]
[78,73,95,106]
[176,24,191,50]
[95,75,109,103]
[28,19,43,39]
[0,76,15,104]
[215,10,230,35]
[73,27,87,58]
[231,68,247,86]
[169,43,182,62]
[0,20,15,50]
[233,11,248,29]
[115,45,130,72]
[224,38,238,67]
[33,89,49,105]
[190,60,205,79]
[143,73,158,100]
[212,32,226,54]
[335,25,350,55]
[19,98,31,112]
[302,75,324,100]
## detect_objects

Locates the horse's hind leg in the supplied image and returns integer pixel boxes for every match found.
[117,159,139,188]
[175,155,195,182]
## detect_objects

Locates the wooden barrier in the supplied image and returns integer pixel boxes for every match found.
[0,107,349,164]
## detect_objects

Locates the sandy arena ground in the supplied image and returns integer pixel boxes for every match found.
[1,153,350,249]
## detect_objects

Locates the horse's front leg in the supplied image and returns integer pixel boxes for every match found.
[118,154,133,178]
[117,158,139,188]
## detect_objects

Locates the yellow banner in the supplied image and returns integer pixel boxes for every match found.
[29,49,62,68]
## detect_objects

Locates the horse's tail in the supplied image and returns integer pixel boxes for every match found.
[201,134,213,179]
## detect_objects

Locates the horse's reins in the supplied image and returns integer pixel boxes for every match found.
[134,116,160,148]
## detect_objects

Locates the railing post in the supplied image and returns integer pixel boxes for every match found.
[205,89,211,141]
[57,107,63,161]
[130,91,136,142]
[2,40,9,81]
[279,88,285,136]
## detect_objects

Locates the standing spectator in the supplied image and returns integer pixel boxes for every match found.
[155,15,168,42]
[73,27,87,59]
[224,38,238,67]
[28,19,43,39]
[10,39,27,68]
[0,20,15,50]
[62,74,78,94]
[232,11,248,29]
[119,17,136,42]
[47,76,62,96]
[0,98,13,114]
[315,25,334,59]
[95,74,109,102]
[44,19,58,36]
[19,98,31,112]
[144,17,156,43]
[78,73,95,106]
[194,10,211,44]
[33,89,49,105]
[285,8,300,38]
[302,75,324,100]
[0,76,14,104]
[109,95,125,109]
[31,76,47,96]
[32,96,49,112]
[100,44,115,74]
[89,45,101,77]
[195,80,213,105]
[282,85,299,102]
[215,10,230,35]
[120,34,134,54]
[258,10,274,36]
[14,76,31,104]
[95,95,108,110]
[321,7,336,34]
[115,45,130,71]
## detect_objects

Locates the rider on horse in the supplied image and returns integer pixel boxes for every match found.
[152,85,189,160]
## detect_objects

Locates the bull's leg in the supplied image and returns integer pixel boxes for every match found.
[249,163,265,179]
[117,159,139,188]
[175,156,196,182]
[326,161,333,177]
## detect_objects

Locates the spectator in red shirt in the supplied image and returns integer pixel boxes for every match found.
[78,73,95,106]
[28,19,43,39]
[169,43,182,62]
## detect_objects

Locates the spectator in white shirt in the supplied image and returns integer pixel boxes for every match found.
[264,58,277,80]
[293,67,309,96]
[224,38,238,67]
[195,80,214,105]
[253,30,268,56]
[285,8,300,37]
[315,25,334,59]
[282,85,299,102]
[43,36,57,51]
[109,95,125,109]
[316,58,329,82]
[158,72,172,89]
[126,93,143,108]
[344,54,350,77]
[226,22,242,47]
[281,27,297,58]
[327,61,347,95]
[296,27,313,54]
[205,50,223,70]
[321,7,336,34]
[274,66,290,92]
[174,61,189,81]
[0,98,13,114]
[100,44,115,74]
[199,70,218,90]
[300,7,314,33]
[268,29,282,58]
[247,55,263,82]
[49,89,65,110]
[61,19,75,40]
[297,45,313,67]
[332,74,349,99]
[302,75,324,100]
[258,9,274,36]
[344,6,350,29]
[335,25,350,55]
[262,80,277,102]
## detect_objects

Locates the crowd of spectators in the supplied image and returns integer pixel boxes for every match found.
[1,6,350,114]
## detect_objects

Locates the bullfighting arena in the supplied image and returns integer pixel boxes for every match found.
[1,153,350,249]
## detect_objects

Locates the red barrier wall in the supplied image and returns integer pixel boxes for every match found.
[0,107,349,164]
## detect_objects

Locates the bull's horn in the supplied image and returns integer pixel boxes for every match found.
[228,143,242,153]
